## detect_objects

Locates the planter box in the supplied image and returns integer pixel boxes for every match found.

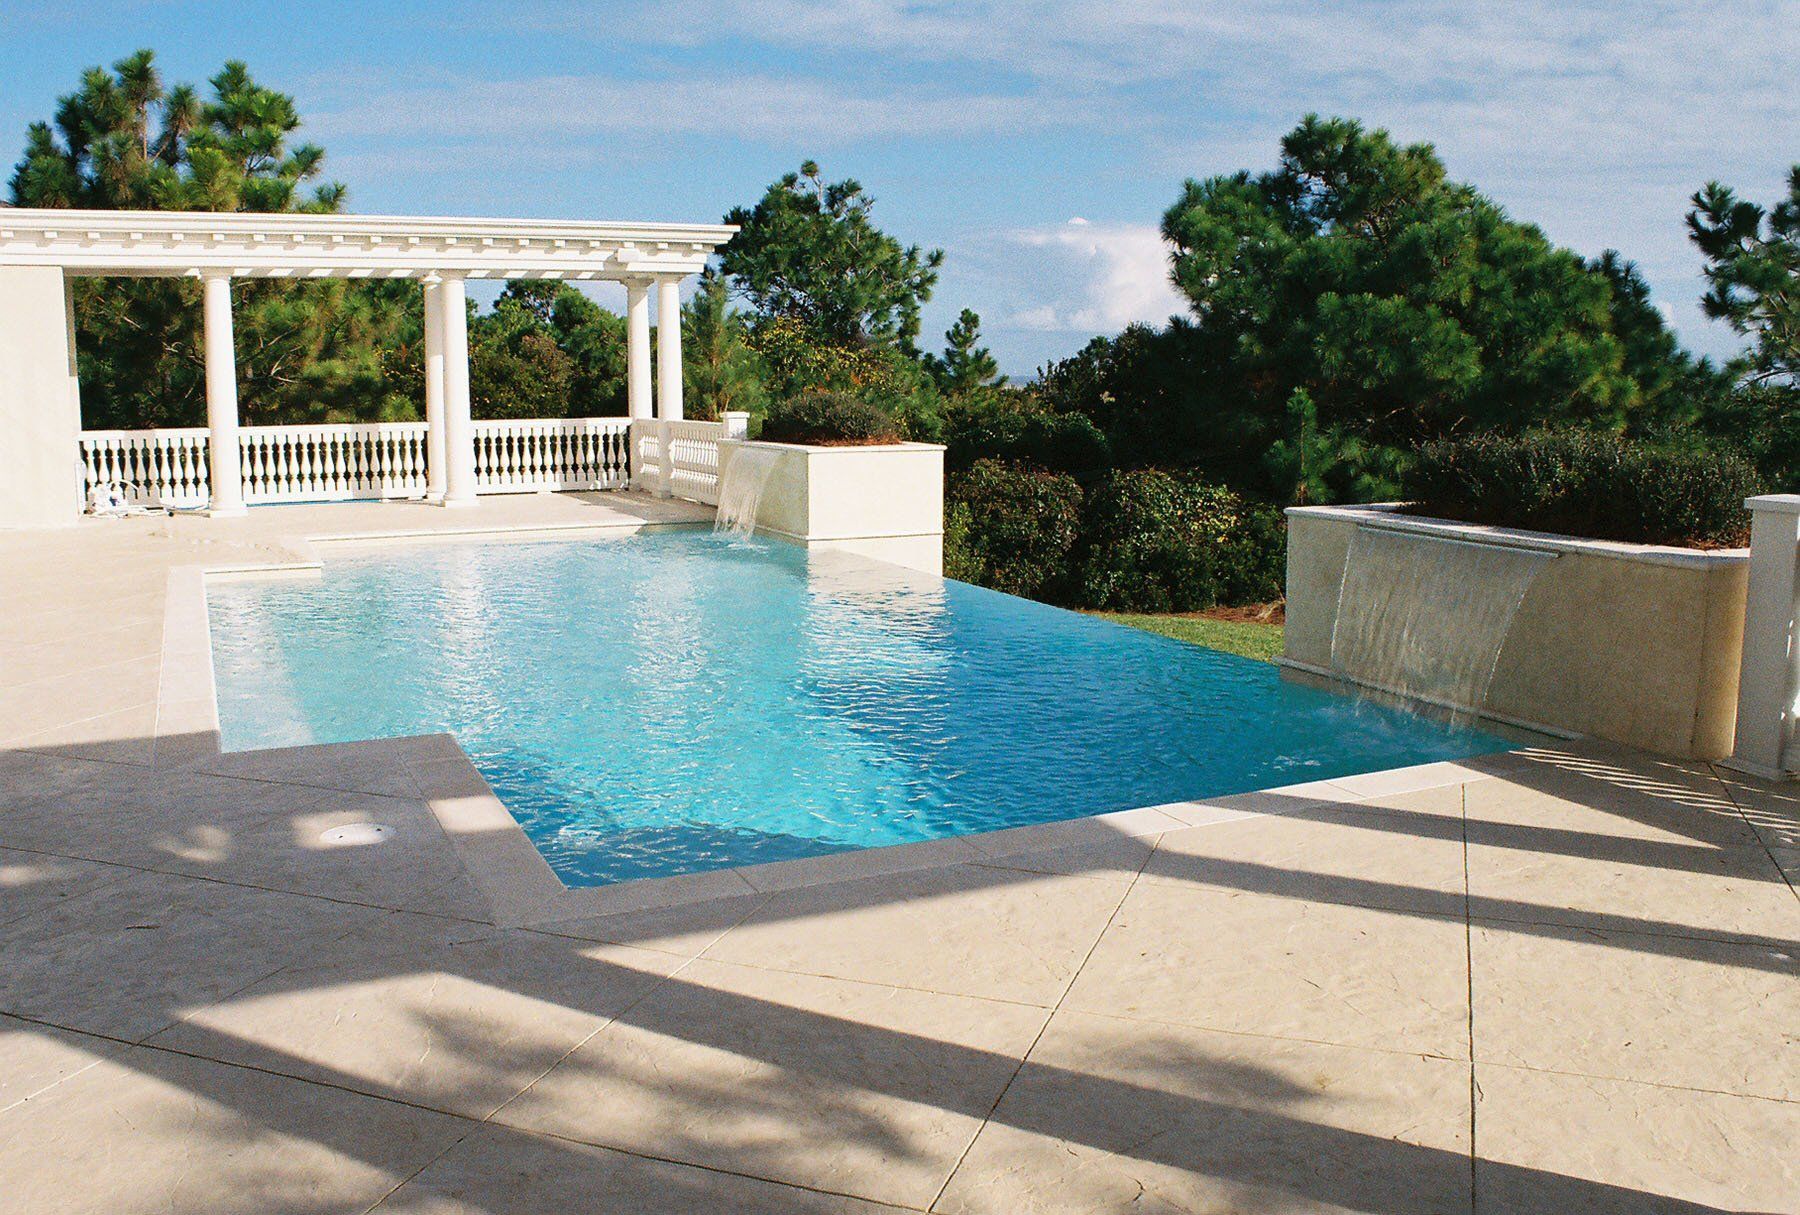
[1284,504,1750,759]
[717,439,945,575]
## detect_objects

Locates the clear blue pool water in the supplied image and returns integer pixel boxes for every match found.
[208,530,1511,885]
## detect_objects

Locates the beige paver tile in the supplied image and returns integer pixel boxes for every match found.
[1473,1063,1800,1214]
[0,654,162,741]
[1063,882,1471,1058]
[0,747,124,812]
[528,889,773,957]
[1141,796,1468,915]
[0,1013,128,1113]
[0,868,379,1041]
[374,1121,909,1213]
[0,587,165,646]
[0,620,163,689]
[1478,747,1756,847]
[731,835,983,893]
[0,846,133,927]
[1469,919,1800,1101]
[0,1045,471,1215]
[967,831,1158,880]
[150,927,681,1118]
[1325,758,1490,799]
[492,957,1049,1208]
[702,863,1130,1005]
[0,765,332,872]
[961,811,1163,878]
[192,738,426,800]
[6,699,160,765]
[162,788,492,918]
[1717,767,1800,852]
[937,1008,1473,1215]
[1467,822,1796,943]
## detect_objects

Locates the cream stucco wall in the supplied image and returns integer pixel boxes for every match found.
[0,267,83,529]
[1283,505,1750,759]
[720,440,945,576]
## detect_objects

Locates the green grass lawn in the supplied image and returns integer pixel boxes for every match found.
[1094,612,1286,663]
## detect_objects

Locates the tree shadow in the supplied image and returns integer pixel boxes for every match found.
[0,730,1789,1213]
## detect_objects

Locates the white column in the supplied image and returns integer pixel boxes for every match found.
[202,272,246,516]
[656,277,684,422]
[626,280,652,421]
[626,278,652,491]
[423,279,447,502]
[438,275,477,508]
[1728,494,1800,780]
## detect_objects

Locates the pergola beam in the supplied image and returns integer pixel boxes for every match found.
[0,209,732,281]
[0,209,733,523]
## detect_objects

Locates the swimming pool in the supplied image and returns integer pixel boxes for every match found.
[207,531,1511,885]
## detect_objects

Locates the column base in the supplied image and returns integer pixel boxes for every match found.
[438,495,478,509]
[204,505,248,518]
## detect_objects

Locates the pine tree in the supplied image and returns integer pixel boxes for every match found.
[7,51,416,427]
[926,309,1005,395]
[681,270,767,420]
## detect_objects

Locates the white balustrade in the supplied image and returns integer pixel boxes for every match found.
[82,416,638,507]
[471,417,632,493]
[239,422,430,502]
[630,417,729,505]
[79,428,211,507]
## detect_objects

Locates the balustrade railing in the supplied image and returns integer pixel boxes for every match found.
[473,417,630,493]
[79,428,211,508]
[80,415,636,507]
[240,422,430,503]
[631,417,731,505]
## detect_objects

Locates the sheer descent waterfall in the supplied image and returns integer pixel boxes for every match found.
[1329,525,1555,722]
[714,446,781,539]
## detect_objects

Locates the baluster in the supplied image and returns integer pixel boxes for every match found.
[163,438,181,504]
[242,435,258,501]
[160,438,178,504]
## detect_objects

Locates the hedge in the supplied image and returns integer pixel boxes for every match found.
[1405,429,1760,547]
[945,461,1287,612]
[760,390,902,445]
[945,459,1083,599]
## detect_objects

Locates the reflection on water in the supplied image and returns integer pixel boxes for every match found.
[209,531,1512,885]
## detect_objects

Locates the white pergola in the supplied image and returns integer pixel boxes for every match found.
[0,208,735,517]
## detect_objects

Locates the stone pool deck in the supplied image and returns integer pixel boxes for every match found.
[1,495,1796,1213]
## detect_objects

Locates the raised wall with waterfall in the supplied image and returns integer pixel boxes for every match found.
[1282,504,1751,759]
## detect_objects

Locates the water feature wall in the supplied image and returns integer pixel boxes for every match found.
[1328,525,1555,722]
[709,439,946,575]
[1282,504,1752,758]
[714,445,782,539]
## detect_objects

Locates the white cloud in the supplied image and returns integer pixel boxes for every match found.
[960,220,1186,334]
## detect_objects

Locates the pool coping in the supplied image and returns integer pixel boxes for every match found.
[160,517,1540,928]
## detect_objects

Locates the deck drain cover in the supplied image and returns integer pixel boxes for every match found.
[319,823,393,847]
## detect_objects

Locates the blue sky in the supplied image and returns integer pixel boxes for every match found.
[3,1,1795,375]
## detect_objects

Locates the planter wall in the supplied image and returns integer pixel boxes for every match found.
[1284,504,1750,759]
[718,439,945,575]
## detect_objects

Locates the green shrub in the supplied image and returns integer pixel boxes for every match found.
[1405,429,1761,546]
[943,395,1112,474]
[1074,470,1286,612]
[944,459,1084,599]
[759,390,903,445]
